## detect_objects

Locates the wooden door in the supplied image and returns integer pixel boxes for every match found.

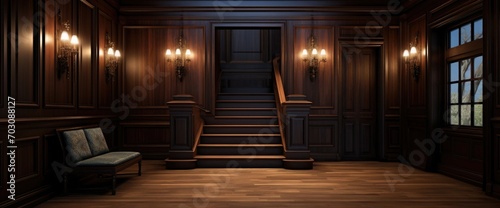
[341,47,379,160]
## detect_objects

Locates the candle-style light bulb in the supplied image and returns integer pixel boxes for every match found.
[107,47,114,56]
[312,48,318,55]
[175,48,181,55]
[114,50,121,58]
[403,49,409,57]
[185,49,191,56]
[61,31,70,42]
[70,35,79,45]
[302,49,308,56]
[166,49,172,56]
[410,46,417,54]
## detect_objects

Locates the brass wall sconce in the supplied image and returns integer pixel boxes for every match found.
[165,31,191,81]
[57,9,79,80]
[403,32,421,81]
[105,32,121,81]
[302,30,326,81]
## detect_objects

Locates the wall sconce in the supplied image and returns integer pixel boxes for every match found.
[302,30,326,81]
[105,32,121,82]
[57,9,79,80]
[165,31,191,81]
[403,32,420,81]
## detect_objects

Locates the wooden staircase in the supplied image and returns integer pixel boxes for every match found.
[196,93,285,168]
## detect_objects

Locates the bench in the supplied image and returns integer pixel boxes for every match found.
[56,126,142,195]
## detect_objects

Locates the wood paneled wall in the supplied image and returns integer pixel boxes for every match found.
[0,0,119,207]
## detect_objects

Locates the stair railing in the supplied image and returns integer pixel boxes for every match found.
[272,57,314,169]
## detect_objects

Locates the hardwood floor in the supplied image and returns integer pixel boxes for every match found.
[37,160,500,208]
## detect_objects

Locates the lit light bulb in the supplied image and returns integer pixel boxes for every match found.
[320,49,326,56]
[114,50,121,58]
[175,48,181,55]
[107,47,114,55]
[312,48,318,55]
[166,49,172,56]
[302,49,308,56]
[70,35,79,45]
[403,49,409,57]
[61,31,70,42]
[185,49,191,56]
[410,46,417,54]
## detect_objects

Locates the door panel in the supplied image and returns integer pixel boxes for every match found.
[341,47,378,160]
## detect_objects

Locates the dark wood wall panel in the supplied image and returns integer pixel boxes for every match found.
[123,26,206,107]
[439,130,483,186]
[98,11,116,108]
[9,0,39,106]
[309,117,339,160]
[44,0,75,108]
[292,25,335,113]
[77,0,97,108]
[121,124,170,159]
[1,0,5,108]
[405,15,427,113]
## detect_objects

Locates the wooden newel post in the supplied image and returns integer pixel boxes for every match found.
[282,94,314,169]
[165,95,197,169]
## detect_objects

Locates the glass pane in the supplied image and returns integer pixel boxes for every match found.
[461,59,471,80]
[450,83,459,104]
[461,23,472,44]
[461,105,471,126]
[450,28,459,48]
[474,80,483,102]
[462,81,471,103]
[474,56,483,78]
[450,105,459,125]
[450,62,459,82]
[474,19,483,40]
[474,104,483,126]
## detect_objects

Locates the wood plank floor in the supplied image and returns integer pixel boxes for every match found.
[37,160,500,208]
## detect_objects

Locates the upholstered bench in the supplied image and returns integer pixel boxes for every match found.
[57,126,142,195]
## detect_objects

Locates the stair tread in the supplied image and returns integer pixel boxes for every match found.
[218,93,274,95]
[195,155,285,159]
[217,99,275,102]
[204,124,279,127]
[216,108,276,110]
[201,133,281,137]
[198,144,282,147]
[214,116,277,119]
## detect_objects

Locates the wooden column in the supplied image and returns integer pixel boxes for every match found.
[165,95,197,169]
[283,94,314,169]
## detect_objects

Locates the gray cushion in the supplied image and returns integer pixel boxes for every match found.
[63,130,93,166]
[83,127,109,156]
[75,151,141,167]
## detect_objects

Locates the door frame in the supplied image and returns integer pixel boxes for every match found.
[338,41,385,160]
[208,22,285,113]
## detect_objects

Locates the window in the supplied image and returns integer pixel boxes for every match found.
[447,18,483,127]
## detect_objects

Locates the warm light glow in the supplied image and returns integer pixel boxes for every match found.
[302,49,308,56]
[403,49,409,57]
[320,49,326,56]
[312,48,318,55]
[422,49,426,56]
[70,35,79,45]
[99,48,104,56]
[410,46,417,54]
[185,49,191,56]
[107,47,114,55]
[175,48,181,56]
[166,49,172,56]
[60,31,70,42]
[114,50,121,58]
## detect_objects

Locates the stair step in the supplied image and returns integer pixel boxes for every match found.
[216,108,277,116]
[216,100,276,108]
[217,93,275,101]
[205,116,278,125]
[195,155,284,168]
[200,134,281,144]
[197,144,283,155]
[203,125,280,134]
[221,88,273,93]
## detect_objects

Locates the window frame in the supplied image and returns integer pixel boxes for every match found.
[445,17,484,128]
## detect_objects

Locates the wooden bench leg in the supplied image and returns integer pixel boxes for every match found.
[112,175,116,195]
[138,160,142,176]
[63,174,68,195]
